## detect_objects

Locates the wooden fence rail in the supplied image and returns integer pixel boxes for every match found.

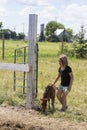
[0,63,29,72]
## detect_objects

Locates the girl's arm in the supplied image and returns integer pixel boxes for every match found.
[68,72,74,91]
[52,72,60,86]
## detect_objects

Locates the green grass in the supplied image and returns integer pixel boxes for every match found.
[0,40,87,122]
[0,40,28,62]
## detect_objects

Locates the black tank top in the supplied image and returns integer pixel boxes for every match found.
[58,66,72,86]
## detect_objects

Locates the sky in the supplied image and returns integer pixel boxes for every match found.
[0,0,87,36]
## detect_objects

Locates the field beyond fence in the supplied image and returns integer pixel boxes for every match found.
[0,40,87,122]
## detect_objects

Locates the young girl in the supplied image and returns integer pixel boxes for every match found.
[52,54,73,112]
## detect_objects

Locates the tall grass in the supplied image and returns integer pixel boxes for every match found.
[0,40,87,122]
[38,42,87,122]
[0,40,27,62]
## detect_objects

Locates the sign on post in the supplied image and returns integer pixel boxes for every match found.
[26,14,38,109]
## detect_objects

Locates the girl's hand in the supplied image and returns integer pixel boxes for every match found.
[48,83,55,87]
[51,84,56,88]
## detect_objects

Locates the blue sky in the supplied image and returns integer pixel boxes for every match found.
[0,0,87,36]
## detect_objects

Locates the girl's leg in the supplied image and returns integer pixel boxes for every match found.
[57,89,63,105]
[62,92,68,111]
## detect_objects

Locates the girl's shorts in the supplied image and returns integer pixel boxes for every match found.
[58,84,69,92]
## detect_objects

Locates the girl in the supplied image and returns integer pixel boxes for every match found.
[52,54,73,112]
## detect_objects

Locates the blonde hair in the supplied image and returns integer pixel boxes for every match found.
[59,54,68,66]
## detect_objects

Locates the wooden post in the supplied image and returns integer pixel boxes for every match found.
[61,40,64,54]
[26,14,37,109]
[2,33,5,60]
[61,28,65,54]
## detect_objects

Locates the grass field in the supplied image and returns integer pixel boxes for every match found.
[0,40,87,122]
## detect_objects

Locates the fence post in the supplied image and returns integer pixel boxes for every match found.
[26,14,38,109]
[2,33,5,60]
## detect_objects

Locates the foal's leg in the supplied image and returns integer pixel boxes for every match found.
[48,99,50,110]
[51,98,55,111]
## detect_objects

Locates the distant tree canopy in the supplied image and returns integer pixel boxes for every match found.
[0,21,25,40]
[66,28,73,42]
[45,21,64,36]
[0,29,25,40]
[77,25,86,44]
[39,31,45,42]
[45,21,73,42]
[16,33,25,40]
[45,21,64,42]
[0,22,3,29]
[45,21,58,36]
[0,29,16,39]
[66,28,73,36]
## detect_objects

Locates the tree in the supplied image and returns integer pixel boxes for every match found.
[0,22,3,29]
[66,28,73,42]
[45,21,64,42]
[17,33,25,40]
[45,21,57,35]
[39,30,45,41]
[0,22,3,39]
[66,28,73,36]
[78,25,86,44]
[11,31,17,40]
[57,23,64,29]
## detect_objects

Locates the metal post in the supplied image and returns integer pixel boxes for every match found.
[13,50,17,91]
[23,47,26,93]
[35,43,39,97]
[26,14,38,109]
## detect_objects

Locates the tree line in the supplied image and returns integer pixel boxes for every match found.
[0,22,25,40]
[0,21,86,43]
[39,21,86,44]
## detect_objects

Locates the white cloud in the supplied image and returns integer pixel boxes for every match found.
[61,4,87,21]
[19,7,30,16]
[16,0,53,6]
[19,2,57,16]
[37,0,51,6]
[17,0,37,6]
[0,0,8,5]
[19,3,87,34]
[1,0,87,36]
[38,6,58,19]
[0,7,8,17]
[0,0,9,17]
[55,4,87,33]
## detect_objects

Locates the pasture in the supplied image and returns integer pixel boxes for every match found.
[0,40,87,122]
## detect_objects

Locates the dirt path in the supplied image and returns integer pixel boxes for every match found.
[0,104,87,130]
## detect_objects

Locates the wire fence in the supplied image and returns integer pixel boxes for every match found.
[0,40,38,106]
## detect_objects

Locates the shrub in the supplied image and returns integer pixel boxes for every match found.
[73,43,87,58]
